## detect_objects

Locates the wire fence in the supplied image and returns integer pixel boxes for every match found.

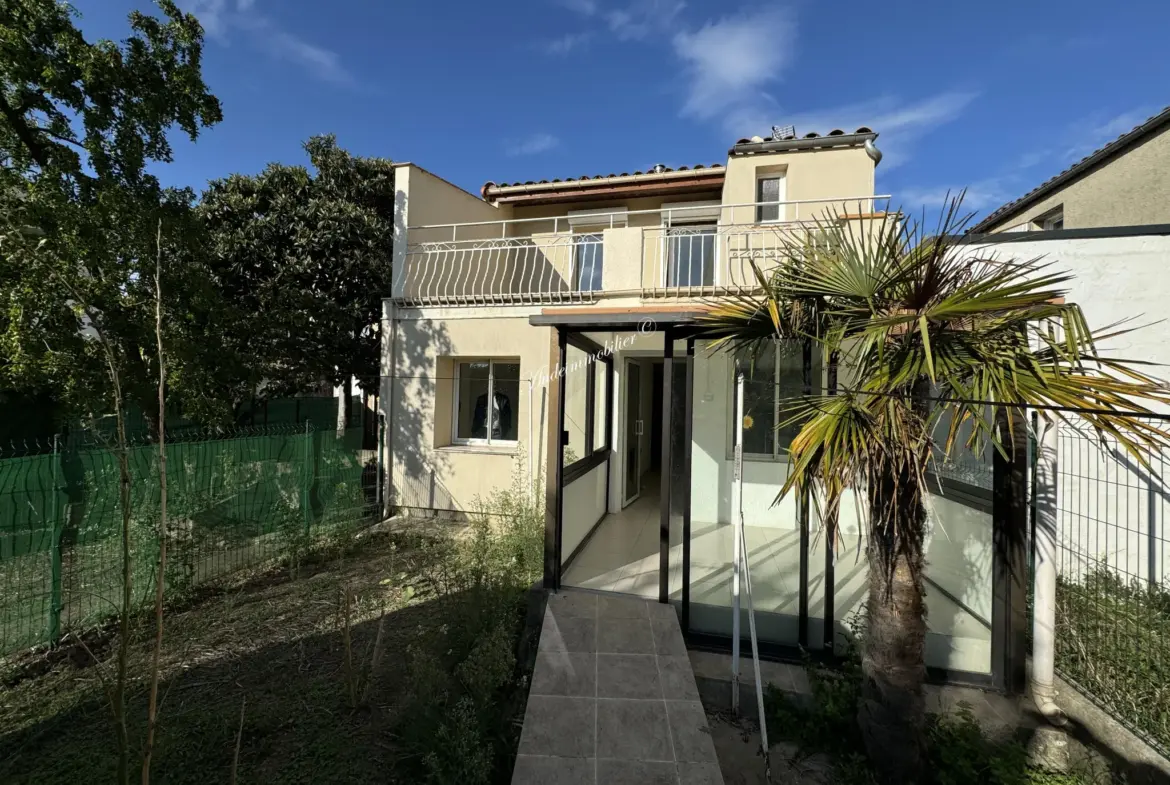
[1048,417,1170,755]
[0,422,380,656]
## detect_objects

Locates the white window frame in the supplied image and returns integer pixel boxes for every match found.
[571,232,604,292]
[452,358,521,446]
[1040,210,1064,231]
[755,173,788,224]
[567,207,627,229]
[661,200,722,289]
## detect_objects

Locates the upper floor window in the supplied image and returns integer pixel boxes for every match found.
[1041,209,1064,231]
[666,224,716,287]
[574,234,603,291]
[756,174,787,223]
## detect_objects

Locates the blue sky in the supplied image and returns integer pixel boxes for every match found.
[75,0,1170,221]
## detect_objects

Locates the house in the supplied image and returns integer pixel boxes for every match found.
[964,106,1170,635]
[381,125,1027,689]
[971,105,1170,233]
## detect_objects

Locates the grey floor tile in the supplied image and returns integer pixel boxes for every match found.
[542,614,597,653]
[597,759,678,784]
[651,616,688,656]
[599,595,650,619]
[548,591,598,619]
[677,762,724,785]
[647,600,680,622]
[598,617,655,654]
[531,651,596,697]
[665,700,718,763]
[518,696,596,758]
[511,755,595,785]
[598,654,661,699]
[657,655,701,700]
[597,698,672,762]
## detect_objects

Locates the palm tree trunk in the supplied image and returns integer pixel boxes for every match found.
[859,460,928,783]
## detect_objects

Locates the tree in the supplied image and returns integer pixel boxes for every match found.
[701,199,1170,783]
[198,135,395,434]
[0,3,220,783]
[0,0,223,426]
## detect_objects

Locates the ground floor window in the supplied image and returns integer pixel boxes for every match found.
[731,342,812,460]
[454,359,520,444]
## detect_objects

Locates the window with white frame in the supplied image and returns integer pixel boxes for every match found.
[756,174,787,223]
[666,224,716,286]
[454,359,521,444]
[573,233,603,291]
[1040,208,1064,231]
[730,343,813,459]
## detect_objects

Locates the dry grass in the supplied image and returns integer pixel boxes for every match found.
[0,522,514,784]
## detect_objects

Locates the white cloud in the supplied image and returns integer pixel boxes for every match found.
[558,0,599,15]
[764,91,978,170]
[507,133,560,156]
[899,180,1013,214]
[264,31,353,85]
[542,32,592,55]
[672,8,795,122]
[607,0,686,41]
[1060,106,1158,163]
[178,0,353,85]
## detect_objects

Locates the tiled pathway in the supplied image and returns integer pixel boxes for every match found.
[512,591,724,785]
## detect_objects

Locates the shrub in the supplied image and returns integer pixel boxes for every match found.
[1056,568,1170,754]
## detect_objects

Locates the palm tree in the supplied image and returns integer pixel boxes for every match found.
[701,197,1170,782]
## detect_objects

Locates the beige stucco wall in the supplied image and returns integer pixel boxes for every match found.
[721,146,877,225]
[985,128,1170,231]
[387,311,552,513]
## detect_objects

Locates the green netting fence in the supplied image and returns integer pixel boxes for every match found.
[0,422,379,656]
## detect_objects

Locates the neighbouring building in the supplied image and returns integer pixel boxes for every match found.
[381,125,1026,687]
[964,105,1170,635]
[971,105,1170,232]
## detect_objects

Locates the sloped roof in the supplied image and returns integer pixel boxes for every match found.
[971,105,1170,232]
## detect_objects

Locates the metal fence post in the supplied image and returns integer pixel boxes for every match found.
[302,421,312,538]
[49,433,63,645]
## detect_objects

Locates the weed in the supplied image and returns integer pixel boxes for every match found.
[764,614,1122,784]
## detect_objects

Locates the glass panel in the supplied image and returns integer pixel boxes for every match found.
[564,346,589,465]
[734,346,776,457]
[688,341,803,646]
[923,405,993,673]
[574,234,603,291]
[456,361,490,440]
[923,479,993,674]
[668,344,689,603]
[624,361,642,503]
[593,360,608,450]
[667,228,715,287]
[492,361,520,442]
[757,177,780,222]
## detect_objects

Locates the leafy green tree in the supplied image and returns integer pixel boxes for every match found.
[702,199,1170,783]
[0,0,223,427]
[198,135,395,433]
[0,4,220,783]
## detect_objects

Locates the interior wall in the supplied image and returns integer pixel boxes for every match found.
[561,461,608,563]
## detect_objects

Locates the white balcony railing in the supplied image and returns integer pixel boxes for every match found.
[394,196,889,306]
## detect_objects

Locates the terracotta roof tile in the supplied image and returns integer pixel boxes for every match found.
[487,163,725,190]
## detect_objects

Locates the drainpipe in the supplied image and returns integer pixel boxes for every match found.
[1032,414,1066,725]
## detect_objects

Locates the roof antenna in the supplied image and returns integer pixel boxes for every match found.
[771,124,796,141]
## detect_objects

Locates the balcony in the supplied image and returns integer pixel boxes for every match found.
[393,196,889,306]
